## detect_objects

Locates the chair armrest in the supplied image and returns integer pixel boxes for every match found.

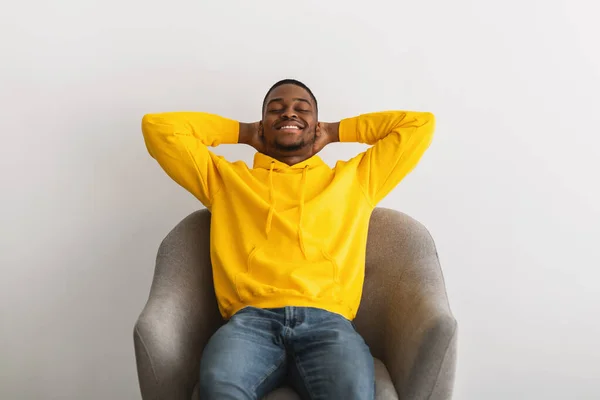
[356,209,457,400]
[382,255,457,400]
[134,210,222,400]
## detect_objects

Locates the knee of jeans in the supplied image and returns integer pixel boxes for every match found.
[199,366,246,398]
[339,356,375,385]
[336,370,375,398]
[199,364,230,390]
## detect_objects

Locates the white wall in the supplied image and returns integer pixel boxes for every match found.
[2,1,599,399]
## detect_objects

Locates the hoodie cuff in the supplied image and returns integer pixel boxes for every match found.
[339,117,359,143]
[220,117,240,144]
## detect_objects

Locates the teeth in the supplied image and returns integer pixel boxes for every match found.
[280,126,300,129]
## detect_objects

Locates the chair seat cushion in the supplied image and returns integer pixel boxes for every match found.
[192,357,398,400]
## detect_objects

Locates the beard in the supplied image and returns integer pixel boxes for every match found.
[273,130,316,153]
[274,139,307,152]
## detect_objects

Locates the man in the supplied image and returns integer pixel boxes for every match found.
[141,79,435,400]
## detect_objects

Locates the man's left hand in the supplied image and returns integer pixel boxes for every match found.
[313,122,340,154]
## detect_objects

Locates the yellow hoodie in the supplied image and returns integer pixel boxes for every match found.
[142,111,435,320]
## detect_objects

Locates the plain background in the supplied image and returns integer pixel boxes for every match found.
[2,1,599,399]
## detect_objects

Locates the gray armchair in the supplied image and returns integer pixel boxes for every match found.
[134,208,457,400]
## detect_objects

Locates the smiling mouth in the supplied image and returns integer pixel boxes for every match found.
[277,125,303,130]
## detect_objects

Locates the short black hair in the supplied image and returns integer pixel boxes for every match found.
[262,79,318,114]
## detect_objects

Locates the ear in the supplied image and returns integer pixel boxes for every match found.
[316,121,322,137]
[258,121,264,137]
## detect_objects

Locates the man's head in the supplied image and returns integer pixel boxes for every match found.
[260,79,319,158]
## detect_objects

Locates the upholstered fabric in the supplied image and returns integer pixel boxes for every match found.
[134,208,457,399]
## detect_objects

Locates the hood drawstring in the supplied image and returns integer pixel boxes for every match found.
[298,166,308,258]
[264,162,309,259]
[265,161,276,235]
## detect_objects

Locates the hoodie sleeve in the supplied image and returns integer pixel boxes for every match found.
[141,112,239,208]
[339,111,435,206]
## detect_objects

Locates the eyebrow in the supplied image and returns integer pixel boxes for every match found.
[266,97,312,107]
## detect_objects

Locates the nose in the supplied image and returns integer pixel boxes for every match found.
[281,105,298,120]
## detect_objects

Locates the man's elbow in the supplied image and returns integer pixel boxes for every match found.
[141,113,168,159]
[422,112,435,126]
[418,112,436,137]
[141,113,160,135]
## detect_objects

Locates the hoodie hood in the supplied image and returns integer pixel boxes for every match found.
[253,152,327,171]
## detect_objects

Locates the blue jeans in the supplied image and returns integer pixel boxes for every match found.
[199,306,375,400]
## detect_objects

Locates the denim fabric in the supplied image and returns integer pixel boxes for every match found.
[199,306,375,400]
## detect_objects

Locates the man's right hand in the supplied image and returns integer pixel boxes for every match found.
[239,121,265,153]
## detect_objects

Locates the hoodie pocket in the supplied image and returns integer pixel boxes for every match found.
[235,243,341,302]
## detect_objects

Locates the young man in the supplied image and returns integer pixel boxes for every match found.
[141,79,435,400]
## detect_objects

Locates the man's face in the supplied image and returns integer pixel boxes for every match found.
[261,84,318,154]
